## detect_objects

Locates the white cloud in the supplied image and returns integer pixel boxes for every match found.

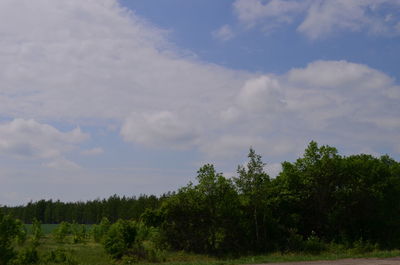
[81,147,104,156]
[0,0,247,122]
[121,111,200,149]
[43,157,81,170]
[287,60,393,89]
[0,0,398,205]
[233,0,306,27]
[212,25,235,41]
[0,119,88,160]
[236,75,285,113]
[0,0,398,171]
[232,0,400,39]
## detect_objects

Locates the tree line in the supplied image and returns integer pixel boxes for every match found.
[2,141,400,256]
[1,194,162,224]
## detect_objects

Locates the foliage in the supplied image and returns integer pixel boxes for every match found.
[71,222,87,244]
[12,247,39,265]
[15,220,27,246]
[1,195,161,224]
[104,219,137,259]
[43,248,78,265]
[30,218,42,247]
[2,141,400,257]
[0,211,23,265]
[161,164,242,255]
[52,222,71,243]
[91,217,110,243]
[103,219,165,262]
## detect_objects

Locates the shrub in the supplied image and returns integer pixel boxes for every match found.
[52,222,71,243]
[350,238,378,254]
[103,220,165,262]
[284,228,304,252]
[44,248,78,265]
[91,217,110,243]
[0,211,23,265]
[104,220,137,259]
[30,219,42,247]
[15,220,27,246]
[303,233,326,254]
[13,247,39,265]
[71,222,87,244]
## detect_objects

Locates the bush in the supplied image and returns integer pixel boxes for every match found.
[71,222,87,244]
[350,238,378,254]
[284,228,304,252]
[44,248,78,265]
[0,211,23,265]
[15,220,27,246]
[52,222,71,243]
[12,248,39,265]
[103,220,165,262]
[91,217,110,243]
[303,233,326,254]
[30,219,42,247]
[104,220,137,259]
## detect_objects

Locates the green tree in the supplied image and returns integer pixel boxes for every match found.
[52,222,71,243]
[31,218,43,247]
[0,211,23,265]
[234,148,273,251]
[92,217,111,243]
[161,164,242,254]
[274,141,341,239]
[103,220,138,259]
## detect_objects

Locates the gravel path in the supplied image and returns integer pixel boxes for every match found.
[252,257,400,265]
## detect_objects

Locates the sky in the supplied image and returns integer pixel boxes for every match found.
[0,0,399,206]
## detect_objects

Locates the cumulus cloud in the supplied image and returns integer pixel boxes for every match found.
[0,0,246,122]
[121,111,200,149]
[0,0,398,205]
[0,119,88,160]
[232,0,400,38]
[287,60,393,89]
[215,60,399,159]
[237,76,285,113]
[0,0,398,165]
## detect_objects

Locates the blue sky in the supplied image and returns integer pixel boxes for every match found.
[0,0,399,205]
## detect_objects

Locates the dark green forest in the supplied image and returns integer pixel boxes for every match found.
[2,141,400,257]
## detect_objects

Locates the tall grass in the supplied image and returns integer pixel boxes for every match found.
[20,224,400,265]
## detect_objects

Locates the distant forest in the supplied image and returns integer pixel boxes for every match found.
[2,141,400,254]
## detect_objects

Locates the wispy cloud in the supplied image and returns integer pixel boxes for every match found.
[81,147,104,156]
[212,25,235,41]
[232,0,400,39]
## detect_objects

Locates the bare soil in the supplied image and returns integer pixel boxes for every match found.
[253,257,400,265]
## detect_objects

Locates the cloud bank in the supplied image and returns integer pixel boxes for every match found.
[0,0,398,161]
[0,0,398,205]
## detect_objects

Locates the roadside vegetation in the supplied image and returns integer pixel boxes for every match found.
[1,141,400,265]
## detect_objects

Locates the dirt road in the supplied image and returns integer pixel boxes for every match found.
[253,257,400,265]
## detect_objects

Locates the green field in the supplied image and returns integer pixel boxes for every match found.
[26,232,400,265]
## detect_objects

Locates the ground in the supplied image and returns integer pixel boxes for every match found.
[253,258,400,265]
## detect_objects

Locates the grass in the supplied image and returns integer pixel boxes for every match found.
[25,224,93,235]
[37,236,112,265]
[30,236,400,265]
[18,225,400,265]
